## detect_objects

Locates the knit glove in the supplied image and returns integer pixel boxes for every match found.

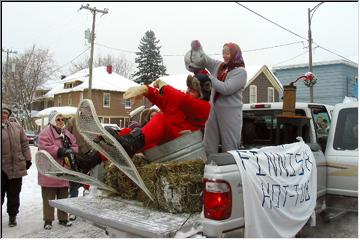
[123,86,148,100]
[184,40,207,72]
[153,79,168,91]
[57,147,73,158]
[26,161,32,170]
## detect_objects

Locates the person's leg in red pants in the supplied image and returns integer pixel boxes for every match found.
[141,113,180,150]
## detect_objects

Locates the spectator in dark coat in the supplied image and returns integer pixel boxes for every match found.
[1,104,32,227]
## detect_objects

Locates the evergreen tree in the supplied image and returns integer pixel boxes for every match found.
[133,30,167,84]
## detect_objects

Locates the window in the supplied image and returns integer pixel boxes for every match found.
[242,109,307,147]
[64,82,74,89]
[103,93,110,108]
[125,98,131,109]
[58,95,62,106]
[334,108,358,150]
[68,94,72,106]
[311,106,332,152]
[249,85,257,103]
[103,117,110,124]
[267,87,274,102]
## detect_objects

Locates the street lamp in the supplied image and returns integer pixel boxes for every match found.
[308,2,324,103]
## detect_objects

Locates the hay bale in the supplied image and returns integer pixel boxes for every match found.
[104,163,139,199]
[153,159,204,213]
[103,154,149,199]
[103,156,205,213]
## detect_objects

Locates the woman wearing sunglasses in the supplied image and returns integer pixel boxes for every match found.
[37,110,78,230]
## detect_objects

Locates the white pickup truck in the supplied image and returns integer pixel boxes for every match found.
[325,100,358,197]
[50,101,357,238]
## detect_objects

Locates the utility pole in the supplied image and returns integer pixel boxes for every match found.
[2,48,18,80]
[80,4,108,99]
[308,2,324,103]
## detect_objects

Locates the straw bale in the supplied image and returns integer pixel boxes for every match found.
[103,156,205,213]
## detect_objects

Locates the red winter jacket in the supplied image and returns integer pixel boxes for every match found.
[145,85,210,133]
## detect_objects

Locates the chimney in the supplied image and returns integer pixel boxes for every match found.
[106,64,112,74]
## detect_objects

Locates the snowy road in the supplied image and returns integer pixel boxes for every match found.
[1,146,108,238]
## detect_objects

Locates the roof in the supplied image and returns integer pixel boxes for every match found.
[39,65,283,98]
[158,74,189,91]
[245,65,283,93]
[272,59,358,71]
[34,106,77,118]
[44,66,139,98]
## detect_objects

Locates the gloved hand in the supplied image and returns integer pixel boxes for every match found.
[64,148,74,158]
[123,86,148,100]
[153,79,168,90]
[57,147,73,158]
[184,40,207,73]
[59,148,78,171]
[26,161,32,170]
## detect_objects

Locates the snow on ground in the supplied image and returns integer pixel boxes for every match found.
[1,146,108,238]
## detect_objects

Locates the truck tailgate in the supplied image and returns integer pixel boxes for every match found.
[50,196,202,238]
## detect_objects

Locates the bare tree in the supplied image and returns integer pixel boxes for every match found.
[2,45,54,129]
[69,54,134,79]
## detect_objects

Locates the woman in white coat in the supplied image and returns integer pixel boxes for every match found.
[185,40,247,154]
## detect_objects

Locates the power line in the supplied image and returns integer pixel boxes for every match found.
[235,2,355,63]
[95,43,135,54]
[317,45,355,63]
[244,41,304,53]
[95,41,305,57]
[49,47,90,75]
[235,2,307,41]
[273,49,310,67]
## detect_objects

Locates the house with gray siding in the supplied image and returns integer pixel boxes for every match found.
[272,60,358,105]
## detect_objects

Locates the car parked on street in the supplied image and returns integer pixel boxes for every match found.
[101,123,121,131]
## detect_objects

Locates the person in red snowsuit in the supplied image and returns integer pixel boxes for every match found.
[104,72,212,157]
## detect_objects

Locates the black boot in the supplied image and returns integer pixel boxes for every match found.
[44,221,52,230]
[59,220,72,227]
[9,215,17,227]
[77,151,102,173]
[105,127,145,157]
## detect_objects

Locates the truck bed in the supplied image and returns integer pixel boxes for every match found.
[49,196,202,238]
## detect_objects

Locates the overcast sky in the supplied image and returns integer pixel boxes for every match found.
[2,2,359,78]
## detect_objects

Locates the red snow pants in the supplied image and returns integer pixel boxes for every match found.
[141,113,181,151]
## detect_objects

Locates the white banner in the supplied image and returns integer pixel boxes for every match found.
[229,140,317,238]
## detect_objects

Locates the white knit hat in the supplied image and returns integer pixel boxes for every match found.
[48,110,63,126]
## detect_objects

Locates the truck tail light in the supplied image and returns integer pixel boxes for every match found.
[203,179,232,220]
[250,103,271,109]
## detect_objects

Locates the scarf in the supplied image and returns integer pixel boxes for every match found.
[214,42,245,103]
